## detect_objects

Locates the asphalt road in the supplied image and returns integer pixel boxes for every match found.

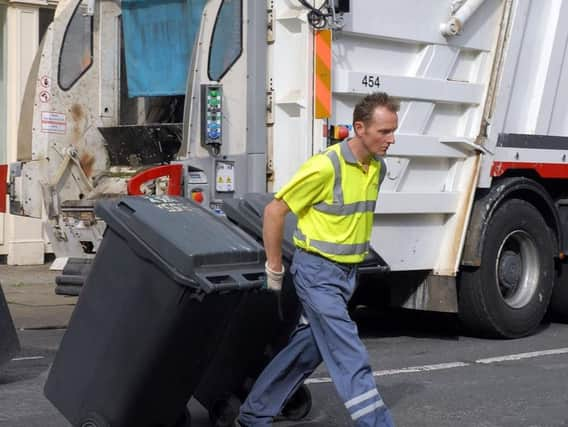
[2,309,568,427]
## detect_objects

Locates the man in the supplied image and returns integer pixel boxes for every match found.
[238,92,399,427]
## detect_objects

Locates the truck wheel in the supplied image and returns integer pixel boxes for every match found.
[458,199,554,338]
[281,384,312,421]
[550,262,568,322]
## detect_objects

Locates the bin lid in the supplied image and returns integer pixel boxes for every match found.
[95,196,265,292]
[223,193,297,261]
[223,193,389,272]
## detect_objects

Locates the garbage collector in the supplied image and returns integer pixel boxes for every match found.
[237,92,398,427]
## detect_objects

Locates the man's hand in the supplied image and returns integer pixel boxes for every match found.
[263,198,290,287]
[265,262,285,291]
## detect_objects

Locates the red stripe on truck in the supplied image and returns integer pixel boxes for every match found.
[491,161,568,178]
[0,164,6,213]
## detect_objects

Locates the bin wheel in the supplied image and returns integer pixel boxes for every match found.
[209,395,242,427]
[281,384,312,421]
[80,412,110,427]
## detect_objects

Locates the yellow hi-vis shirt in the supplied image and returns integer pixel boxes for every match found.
[275,140,385,264]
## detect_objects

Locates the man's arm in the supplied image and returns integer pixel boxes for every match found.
[263,198,291,273]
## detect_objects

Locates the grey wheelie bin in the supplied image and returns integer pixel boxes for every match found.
[44,195,265,427]
[193,193,306,427]
[0,282,20,368]
[194,192,390,427]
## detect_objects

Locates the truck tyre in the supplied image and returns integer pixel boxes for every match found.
[458,199,554,338]
[550,262,568,322]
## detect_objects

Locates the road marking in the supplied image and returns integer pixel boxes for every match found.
[306,377,334,384]
[10,356,45,362]
[305,347,568,385]
[476,347,568,364]
[305,362,468,384]
[372,362,470,377]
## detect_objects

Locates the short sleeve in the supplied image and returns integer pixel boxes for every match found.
[275,154,333,215]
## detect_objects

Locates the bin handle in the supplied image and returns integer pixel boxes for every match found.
[117,201,136,214]
[194,270,264,292]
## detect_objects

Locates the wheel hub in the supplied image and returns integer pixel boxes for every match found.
[498,250,522,292]
[495,230,540,309]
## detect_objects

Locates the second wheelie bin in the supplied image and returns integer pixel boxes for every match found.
[193,193,307,427]
[194,192,390,427]
[44,195,265,427]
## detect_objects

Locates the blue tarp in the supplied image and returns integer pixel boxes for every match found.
[121,0,206,97]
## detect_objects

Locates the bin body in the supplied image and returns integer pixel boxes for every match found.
[44,195,264,427]
[0,283,20,368]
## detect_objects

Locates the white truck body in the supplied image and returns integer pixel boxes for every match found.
[6,0,568,337]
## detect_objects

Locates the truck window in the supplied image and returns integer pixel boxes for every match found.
[58,0,93,90]
[39,8,55,45]
[208,0,242,81]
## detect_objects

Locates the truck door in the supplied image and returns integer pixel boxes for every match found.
[11,0,121,218]
[182,0,267,206]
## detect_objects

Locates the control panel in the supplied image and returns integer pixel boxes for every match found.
[201,84,223,149]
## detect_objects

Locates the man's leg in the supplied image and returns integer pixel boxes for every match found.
[239,322,322,426]
[293,252,395,427]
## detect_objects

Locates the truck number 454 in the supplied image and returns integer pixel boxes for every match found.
[361,75,381,88]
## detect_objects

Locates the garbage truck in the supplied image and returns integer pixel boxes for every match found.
[2,0,568,338]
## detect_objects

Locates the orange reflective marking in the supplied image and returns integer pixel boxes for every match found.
[315,29,332,119]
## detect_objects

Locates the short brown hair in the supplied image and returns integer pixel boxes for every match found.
[352,92,400,126]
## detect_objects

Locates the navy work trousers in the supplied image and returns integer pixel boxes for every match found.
[239,249,395,426]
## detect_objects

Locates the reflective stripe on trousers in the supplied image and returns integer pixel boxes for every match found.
[239,249,395,427]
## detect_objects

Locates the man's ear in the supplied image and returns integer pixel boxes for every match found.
[353,120,365,137]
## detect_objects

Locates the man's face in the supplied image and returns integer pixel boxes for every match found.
[354,106,398,156]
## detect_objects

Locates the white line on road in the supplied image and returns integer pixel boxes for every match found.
[475,347,568,364]
[10,356,45,362]
[305,362,468,385]
[372,362,470,377]
[304,347,568,385]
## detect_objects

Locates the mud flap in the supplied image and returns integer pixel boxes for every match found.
[0,282,20,367]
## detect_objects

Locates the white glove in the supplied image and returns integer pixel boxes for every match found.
[265,262,285,291]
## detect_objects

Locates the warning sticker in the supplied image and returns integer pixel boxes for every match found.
[216,161,235,193]
[41,112,67,134]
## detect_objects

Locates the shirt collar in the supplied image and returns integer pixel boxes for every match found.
[340,139,381,164]
[340,140,358,164]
